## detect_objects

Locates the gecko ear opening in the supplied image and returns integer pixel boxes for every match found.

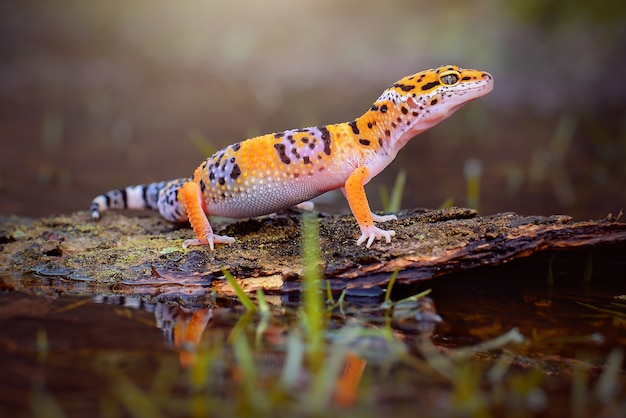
[406,96,419,109]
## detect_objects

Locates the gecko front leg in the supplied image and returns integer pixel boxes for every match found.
[179,181,235,249]
[342,166,396,248]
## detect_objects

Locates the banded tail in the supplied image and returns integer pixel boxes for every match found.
[90,178,189,222]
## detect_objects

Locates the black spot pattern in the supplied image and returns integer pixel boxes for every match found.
[348,120,360,135]
[274,143,291,164]
[319,125,331,156]
[393,83,414,92]
[421,81,440,91]
[231,164,241,179]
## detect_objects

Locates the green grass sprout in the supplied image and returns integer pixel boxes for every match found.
[464,158,482,210]
[595,347,623,404]
[546,252,558,286]
[380,170,406,213]
[31,377,65,418]
[36,329,49,365]
[223,269,256,312]
[438,196,455,209]
[232,332,270,414]
[382,268,399,309]
[451,327,524,359]
[108,369,164,418]
[188,128,217,157]
[301,212,325,367]
[254,289,271,346]
[280,331,306,389]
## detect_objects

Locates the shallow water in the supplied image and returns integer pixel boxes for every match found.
[1,250,624,417]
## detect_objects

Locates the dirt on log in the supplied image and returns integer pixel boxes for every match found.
[1,208,625,297]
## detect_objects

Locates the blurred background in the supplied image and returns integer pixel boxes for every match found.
[0,0,625,219]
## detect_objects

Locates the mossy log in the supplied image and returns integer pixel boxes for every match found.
[1,208,625,297]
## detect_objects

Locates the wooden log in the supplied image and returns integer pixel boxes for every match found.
[1,208,624,297]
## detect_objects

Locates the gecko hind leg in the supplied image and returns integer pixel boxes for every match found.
[178,181,234,250]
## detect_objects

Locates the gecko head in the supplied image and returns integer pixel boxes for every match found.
[369,65,494,151]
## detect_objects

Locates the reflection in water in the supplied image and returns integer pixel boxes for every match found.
[92,295,371,404]
[155,305,212,367]
[1,263,625,417]
[93,295,213,365]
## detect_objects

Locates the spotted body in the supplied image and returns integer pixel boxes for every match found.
[91,65,493,249]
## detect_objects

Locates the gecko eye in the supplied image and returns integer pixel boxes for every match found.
[439,72,459,85]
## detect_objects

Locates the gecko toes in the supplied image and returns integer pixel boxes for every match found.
[356,226,395,248]
[182,234,235,250]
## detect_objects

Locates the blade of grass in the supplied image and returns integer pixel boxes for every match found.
[256,289,270,317]
[326,281,335,305]
[464,158,482,210]
[231,332,269,413]
[228,311,254,343]
[379,187,390,214]
[36,329,48,365]
[571,359,589,418]
[576,301,626,319]
[382,269,399,309]
[379,170,406,213]
[281,331,305,388]
[108,370,164,418]
[595,348,623,404]
[438,196,455,209]
[304,344,348,412]
[451,328,524,359]
[546,252,557,286]
[188,129,217,157]
[31,377,66,418]
[223,269,256,313]
[388,169,406,213]
[254,289,270,347]
[301,212,324,366]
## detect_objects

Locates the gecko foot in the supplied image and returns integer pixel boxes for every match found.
[356,226,396,248]
[371,212,397,223]
[182,234,235,250]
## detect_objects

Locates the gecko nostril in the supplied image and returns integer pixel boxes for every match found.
[482,73,492,80]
